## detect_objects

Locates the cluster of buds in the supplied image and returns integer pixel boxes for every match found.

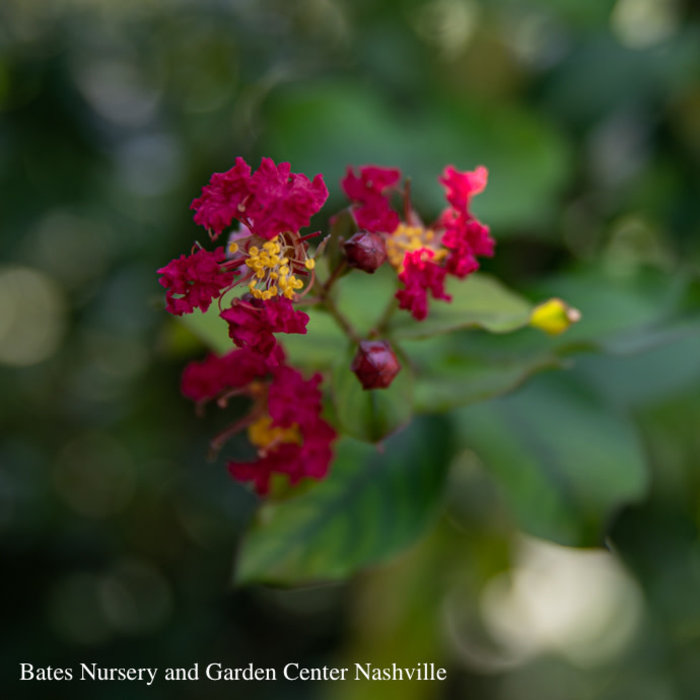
[158,157,495,496]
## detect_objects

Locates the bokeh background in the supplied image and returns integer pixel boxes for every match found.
[2,0,700,698]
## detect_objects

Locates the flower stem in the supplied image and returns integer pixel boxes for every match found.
[322,260,347,293]
[322,294,361,344]
[369,296,398,337]
[315,260,360,343]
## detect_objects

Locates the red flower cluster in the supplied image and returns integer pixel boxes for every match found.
[342,164,493,320]
[180,345,335,496]
[160,156,495,498]
[159,156,337,496]
[191,156,328,240]
[229,366,336,495]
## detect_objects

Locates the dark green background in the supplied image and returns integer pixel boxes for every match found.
[2,1,700,698]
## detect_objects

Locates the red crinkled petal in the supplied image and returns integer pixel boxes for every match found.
[441,216,494,278]
[341,165,401,234]
[396,248,451,321]
[221,297,309,358]
[180,347,272,403]
[267,366,323,429]
[157,247,235,316]
[191,157,327,240]
[245,158,328,240]
[190,157,252,238]
[439,164,488,214]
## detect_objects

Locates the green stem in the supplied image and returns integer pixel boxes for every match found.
[369,296,398,338]
[322,259,347,293]
[314,260,360,344]
[323,294,361,344]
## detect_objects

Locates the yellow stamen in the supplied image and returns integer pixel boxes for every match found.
[386,223,445,269]
[247,415,301,453]
[243,234,314,300]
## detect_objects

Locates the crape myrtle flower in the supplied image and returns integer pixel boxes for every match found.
[191,157,328,241]
[342,163,494,320]
[161,157,326,366]
[180,348,336,496]
[160,156,508,498]
[157,247,237,316]
[229,366,336,495]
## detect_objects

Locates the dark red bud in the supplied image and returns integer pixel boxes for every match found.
[342,230,387,273]
[351,340,401,390]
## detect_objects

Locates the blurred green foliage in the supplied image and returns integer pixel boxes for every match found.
[2,0,700,699]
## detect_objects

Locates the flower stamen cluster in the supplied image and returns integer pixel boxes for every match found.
[385,224,445,270]
[243,235,314,300]
[247,415,301,453]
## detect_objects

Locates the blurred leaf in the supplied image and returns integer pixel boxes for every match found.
[388,273,533,339]
[177,302,231,355]
[574,323,700,408]
[282,308,347,369]
[331,344,413,443]
[413,351,563,413]
[235,416,453,585]
[453,373,649,546]
[265,81,571,232]
[333,264,397,336]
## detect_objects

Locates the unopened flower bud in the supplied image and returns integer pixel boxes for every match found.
[351,340,401,390]
[530,298,581,335]
[343,231,387,273]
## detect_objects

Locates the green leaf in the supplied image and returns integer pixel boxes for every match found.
[388,273,533,340]
[413,351,563,413]
[281,308,347,369]
[333,264,397,336]
[453,373,649,546]
[178,302,231,355]
[235,416,453,585]
[331,343,414,443]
